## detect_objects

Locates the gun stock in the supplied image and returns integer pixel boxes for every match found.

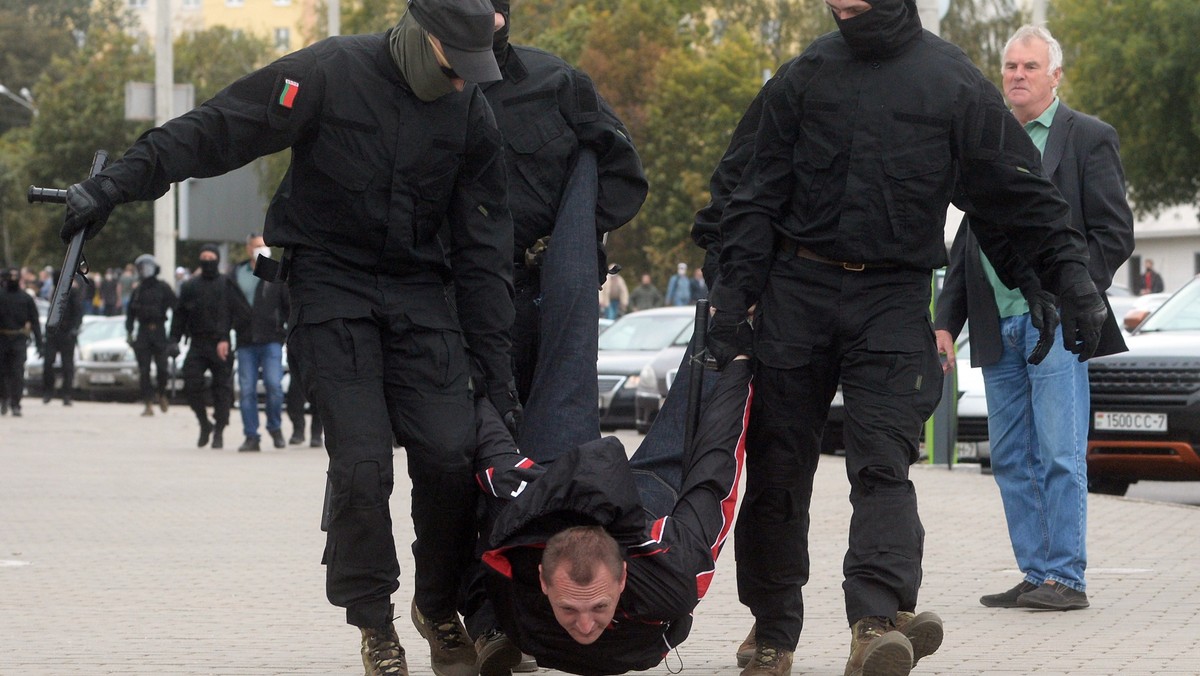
[29,150,109,331]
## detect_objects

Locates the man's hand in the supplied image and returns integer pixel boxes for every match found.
[60,176,120,243]
[217,340,230,361]
[707,309,753,369]
[487,380,522,438]
[934,329,956,373]
[1059,281,1108,362]
[168,342,181,358]
[1025,289,1060,365]
[126,331,135,347]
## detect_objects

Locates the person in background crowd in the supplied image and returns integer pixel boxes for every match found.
[665,262,691,307]
[599,272,629,320]
[689,267,708,303]
[42,268,86,406]
[232,233,288,452]
[126,253,179,417]
[1,267,43,417]
[628,273,663,312]
[169,245,250,449]
[1138,259,1164,295]
[100,268,122,316]
[119,263,137,308]
[936,24,1134,613]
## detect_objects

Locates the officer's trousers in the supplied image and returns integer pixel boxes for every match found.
[134,325,171,402]
[290,307,475,629]
[43,331,77,398]
[182,337,234,427]
[735,256,943,650]
[0,336,25,408]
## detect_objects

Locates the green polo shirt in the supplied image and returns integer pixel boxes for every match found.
[980,97,1060,318]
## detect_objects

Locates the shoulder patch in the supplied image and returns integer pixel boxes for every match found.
[278,79,301,109]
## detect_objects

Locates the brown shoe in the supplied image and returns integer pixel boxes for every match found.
[736,623,757,668]
[158,393,170,412]
[844,617,913,676]
[739,641,793,676]
[474,629,522,676]
[894,611,942,667]
[410,600,477,676]
[360,607,408,676]
[141,402,154,417]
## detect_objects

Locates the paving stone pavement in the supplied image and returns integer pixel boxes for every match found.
[2,400,1198,675]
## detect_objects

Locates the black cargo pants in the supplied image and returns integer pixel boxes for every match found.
[289,288,476,629]
[735,254,943,651]
[181,337,234,427]
[134,323,171,401]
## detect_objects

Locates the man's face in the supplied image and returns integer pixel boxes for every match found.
[826,0,872,21]
[1002,37,1061,119]
[245,236,265,257]
[539,562,626,645]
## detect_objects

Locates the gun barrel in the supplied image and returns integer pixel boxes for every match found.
[27,186,68,204]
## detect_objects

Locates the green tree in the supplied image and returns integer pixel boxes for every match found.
[175,27,272,104]
[940,0,1026,90]
[708,0,835,66]
[1054,0,1200,214]
[623,28,766,277]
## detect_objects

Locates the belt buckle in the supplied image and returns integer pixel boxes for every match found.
[842,262,865,272]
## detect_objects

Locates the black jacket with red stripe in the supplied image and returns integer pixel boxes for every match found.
[480,436,697,675]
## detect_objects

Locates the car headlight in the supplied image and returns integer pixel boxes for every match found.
[622,374,641,390]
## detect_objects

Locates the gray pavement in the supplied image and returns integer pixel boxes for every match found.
[3,400,1199,675]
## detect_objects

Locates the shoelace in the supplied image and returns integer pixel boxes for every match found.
[754,646,781,666]
[363,628,406,675]
[430,619,468,650]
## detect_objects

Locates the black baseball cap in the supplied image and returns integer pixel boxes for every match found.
[407,0,501,83]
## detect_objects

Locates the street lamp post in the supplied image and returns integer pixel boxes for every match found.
[0,84,37,116]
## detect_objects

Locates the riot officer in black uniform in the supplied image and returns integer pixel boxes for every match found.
[481,0,647,403]
[41,268,86,406]
[169,245,249,448]
[125,253,178,416]
[56,1,516,673]
[0,268,43,417]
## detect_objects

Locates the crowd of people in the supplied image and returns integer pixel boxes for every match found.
[4,1,1144,676]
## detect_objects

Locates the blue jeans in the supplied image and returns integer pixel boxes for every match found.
[237,342,284,439]
[982,314,1089,591]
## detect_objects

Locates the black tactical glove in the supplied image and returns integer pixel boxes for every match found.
[486,380,523,438]
[1024,289,1059,366]
[167,342,181,358]
[61,176,121,243]
[1059,281,1108,362]
[706,309,753,369]
[126,331,135,347]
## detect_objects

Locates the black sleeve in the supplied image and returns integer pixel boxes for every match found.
[934,216,971,338]
[169,284,189,343]
[562,69,647,234]
[1077,120,1135,292]
[950,79,1090,295]
[25,296,43,349]
[125,287,138,334]
[99,47,326,203]
[447,88,516,388]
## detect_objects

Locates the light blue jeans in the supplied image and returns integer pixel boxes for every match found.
[237,342,284,439]
[982,314,1089,591]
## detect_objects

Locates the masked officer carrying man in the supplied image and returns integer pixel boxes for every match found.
[42,268,87,406]
[480,0,647,404]
[706,1,1110,675]
[169,245,250,446]
[1,267,43,417]
[125,253,178,416]
[57,1,516,674]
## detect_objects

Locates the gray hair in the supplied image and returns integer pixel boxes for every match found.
[1003,24,1064,76]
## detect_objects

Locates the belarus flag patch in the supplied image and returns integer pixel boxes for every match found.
[278,79,300,109]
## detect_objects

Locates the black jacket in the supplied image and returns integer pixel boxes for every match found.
[936,102,1135,366]
[233,262,289,346]
[481,438,695,675]
[482,45,647,257]
[710,28,1091,316]
[125,277,177,335]
[0,289,43,350]
[170,273,250,344]
[98,30,515,388]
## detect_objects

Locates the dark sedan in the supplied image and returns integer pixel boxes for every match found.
[598,306,695,429]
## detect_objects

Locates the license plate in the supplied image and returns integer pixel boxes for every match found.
[1093,411,1167,432]
[90,373,116,384]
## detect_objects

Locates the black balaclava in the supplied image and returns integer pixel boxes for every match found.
[834,0,922,60]
[2,268,19,292]
[199,244,221,279]
[492,0,511,66]
[390,9,458,102]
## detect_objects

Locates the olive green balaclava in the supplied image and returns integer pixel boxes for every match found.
[389,9,457,102]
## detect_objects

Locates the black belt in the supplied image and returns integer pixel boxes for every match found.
[779,240,897,272]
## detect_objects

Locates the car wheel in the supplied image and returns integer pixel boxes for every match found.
[1087,476,1130,496]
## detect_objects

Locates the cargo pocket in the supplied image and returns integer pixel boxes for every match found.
[881,141,950,243]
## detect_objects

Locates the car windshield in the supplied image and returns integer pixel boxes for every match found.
[598,313,693,351]
[78,319,127,344]
[1136,278,1200,332]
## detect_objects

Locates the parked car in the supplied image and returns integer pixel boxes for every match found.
[598,306,694,429]
[1086,275,1200,495]
[633,341,688,434]
[1120,291,1171,333]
